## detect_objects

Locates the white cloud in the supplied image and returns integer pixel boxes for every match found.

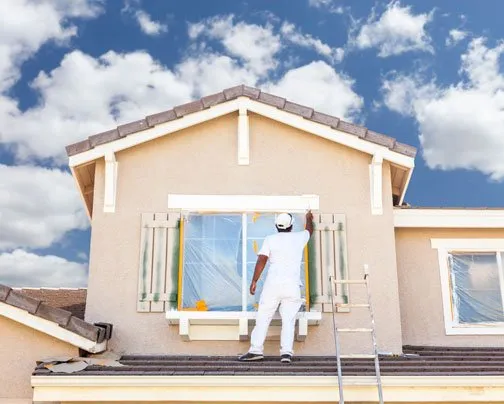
[134,9,168,36]
[382,38,504,180]
[0,164,88,250]
[308,0,345,14]
[446,29,469,46]
[281,22,344,63]
[188,15,281,75]
[352,1,434,57]
[0,0,102,91]
[265,61,363,121]
[0,250,88,287]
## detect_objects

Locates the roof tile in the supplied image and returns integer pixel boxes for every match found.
[66,139,92,157]
[35,303,72,326]
[336,121,367,138]
[174,100,204,118]
[258,91,286,109]
[223,85,245,100]
[64,316,99,342]
[0,284,11,301]
[202,92,226,108]
[283,101,314,119]
[146,109,177,126]
[365,130,396,149]
[6,290,41,314]
[243,86,261,99]
[118,119,150,137]
[311,111,340,128]
[393,141,417,157]
[89,129,120,148]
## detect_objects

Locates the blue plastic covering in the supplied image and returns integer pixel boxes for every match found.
[181,213,307,311]
[450,253,504,324]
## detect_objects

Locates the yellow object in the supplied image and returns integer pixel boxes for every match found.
[304,245,310,310]
[177,217,185,311]
[252,212,261,223]
[253,240,258,254]
[183,299,209,311]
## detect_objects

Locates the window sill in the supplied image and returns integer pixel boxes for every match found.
[446,324,504,335]
[166,310,322,341]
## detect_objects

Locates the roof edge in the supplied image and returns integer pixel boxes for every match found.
[394,208,504,228]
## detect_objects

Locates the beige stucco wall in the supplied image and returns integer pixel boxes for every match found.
[85,112,402,356]
[0,316,78,400]
[396,227,504,347]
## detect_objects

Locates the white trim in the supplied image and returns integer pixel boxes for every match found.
[395,209,504,228]
[0,302,106,353]
[398,168,412,206]
[103,152,117,213]
[432,239,504,335]
[369,153,383,215]
[237,102,249,165]
[167,194,320,213]
[32,375,504,402]
[241,212,248,311]
[71,166,92,220]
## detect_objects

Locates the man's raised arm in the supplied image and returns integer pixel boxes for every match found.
[305,210,314,236]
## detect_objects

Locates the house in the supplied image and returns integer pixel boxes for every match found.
[2,84,504,403]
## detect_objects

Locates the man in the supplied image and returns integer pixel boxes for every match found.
[239,210,314,363]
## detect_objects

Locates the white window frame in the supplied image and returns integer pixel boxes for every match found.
[431,238,504,335]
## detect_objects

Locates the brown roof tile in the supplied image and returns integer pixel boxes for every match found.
[65,85,417,160]
[17,288,87,319]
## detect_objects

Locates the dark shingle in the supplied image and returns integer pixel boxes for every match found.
[174,100,204,118]
[35,303,72,326]
[118,119,150,137]
[282,101,314,119]
[146,109,177,126]
[89,129,120,148]
[202,92,226,108]
[6,290,41,313]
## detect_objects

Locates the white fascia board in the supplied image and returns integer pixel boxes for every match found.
[369,153,383,215]
[167,194,320,213]
[395,209,504,228]
[32,375,504,402]
[70,166,92,220]
[103,152,117,213]
[68,99,241,167]
[237,102,249,165]
[0,302,106,353]
[245,99,415,169]
[431,238,504,250]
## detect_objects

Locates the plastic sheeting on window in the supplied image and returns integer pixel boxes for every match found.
[449,253,504,324]
[180,213,308,312]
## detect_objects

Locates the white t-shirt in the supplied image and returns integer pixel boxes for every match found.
[258,230,310,285]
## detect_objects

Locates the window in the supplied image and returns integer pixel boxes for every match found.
[432,239,504,335]
[179,213,309,312]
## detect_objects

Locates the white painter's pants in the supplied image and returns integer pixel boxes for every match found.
[249,280,302,356]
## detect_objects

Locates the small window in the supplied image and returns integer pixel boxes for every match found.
[179,213,309,312]
[449,252,504,325]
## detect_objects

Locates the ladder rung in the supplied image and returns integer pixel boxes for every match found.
[339,354,377,359]
[337,328,373,333]
[331,279,367,284]
[337,303,370,308]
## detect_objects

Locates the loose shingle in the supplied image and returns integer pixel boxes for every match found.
[258,92,286,109]
[202,92,226,108]
[89,129,120,148]
[174,100,204,118]
[6,290,41,314]
[146,109,177,126]
[35,303,72,326]
[66,139,92,156]
[223,85,245,100]
[118,119,150,137]
[64,317,99,342]
[337,121,367,138]
[311,111,340,128]
[283,101,314,119]
[0,284,11,301]
[365,130,396,149]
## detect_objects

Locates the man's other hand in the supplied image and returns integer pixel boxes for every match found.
[306,210,313,221]
[250,281,257,295]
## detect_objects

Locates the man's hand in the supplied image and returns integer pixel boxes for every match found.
[305,210,314,236]
[306,210,313,221]
[250,280,257,295]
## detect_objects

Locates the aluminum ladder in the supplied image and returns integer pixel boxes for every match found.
[329,264,384,404]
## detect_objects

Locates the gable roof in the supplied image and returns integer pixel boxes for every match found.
[66,85,417,159]
[0,284,110,353]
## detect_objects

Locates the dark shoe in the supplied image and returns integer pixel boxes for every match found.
[280,354,292,363]
[238,352,264,361]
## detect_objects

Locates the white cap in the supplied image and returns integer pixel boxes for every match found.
[275,213,294,229]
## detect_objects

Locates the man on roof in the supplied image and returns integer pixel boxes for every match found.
[239,210,314,364]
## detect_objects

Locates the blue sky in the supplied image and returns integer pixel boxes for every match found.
[1,0,504,287]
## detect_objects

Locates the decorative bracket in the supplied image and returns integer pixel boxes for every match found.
[104,152,118,213]
[369,153,383,215]
[237,103,250,165]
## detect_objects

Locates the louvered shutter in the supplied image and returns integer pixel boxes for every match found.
[137,212,181,312]
[308,213,350,313]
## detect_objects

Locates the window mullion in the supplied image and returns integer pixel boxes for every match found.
[496,251,504,315]
[241,213,248,312]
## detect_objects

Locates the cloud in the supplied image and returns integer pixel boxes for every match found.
[382,37,504,180]
[0,164,88,251]
[0,0,102,91]
[188,15,282,76]
[134,9,168,36]
[308,0,345,14]
[0,249,88,287]
[280,22,344,63]
[446,29,469,46]
[265,61,363,121]
[352,1,434,57]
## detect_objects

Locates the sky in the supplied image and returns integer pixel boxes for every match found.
[1,0,504,287]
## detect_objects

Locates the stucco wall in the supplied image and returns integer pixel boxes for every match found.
[0,316,78,400]
[84,112,402,355]
[396,227,504,347]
